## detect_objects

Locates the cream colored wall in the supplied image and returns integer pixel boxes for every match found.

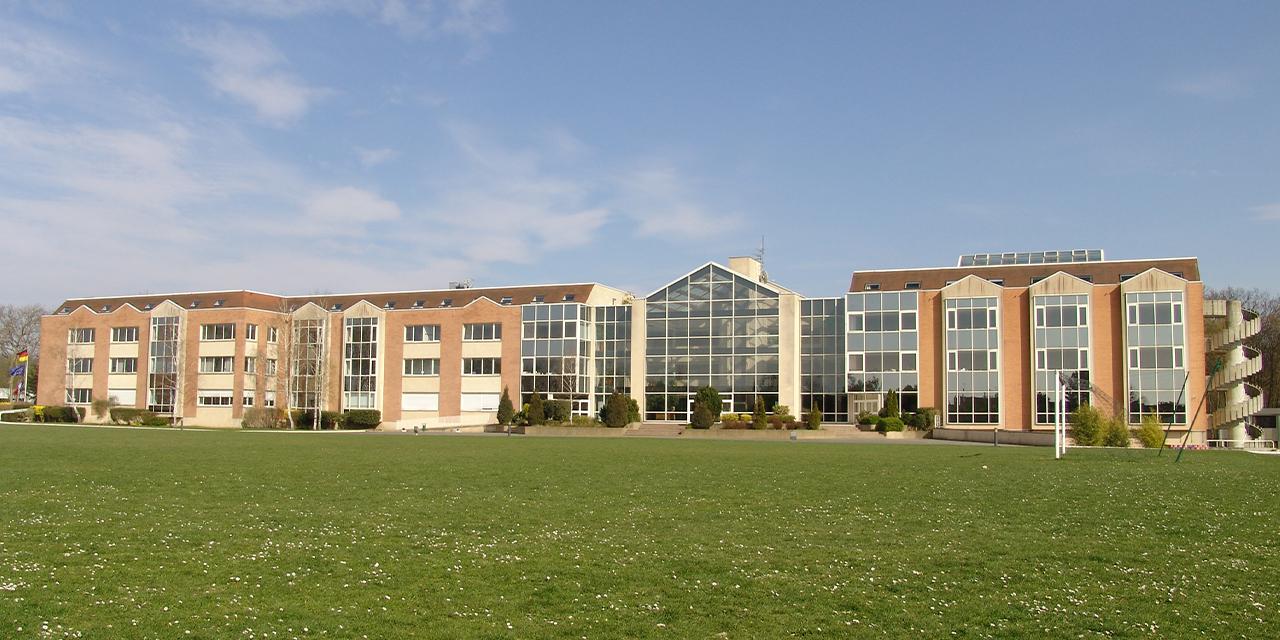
[403,343,442,358]
[629,297,646,408]
[777,292,802,412]
[108,344,139,358]
[197,341,237,356]
[401,376,441,392]
[460,341,503,357]
[460,376,503,393]
[583,285,632,307]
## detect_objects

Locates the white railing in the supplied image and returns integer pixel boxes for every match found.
[1206,439,1276,450]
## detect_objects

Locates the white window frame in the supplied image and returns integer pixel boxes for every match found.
[197,389,234,406]
[404,358,441,376]
[109,357,137,374]
[68,328,95,344]
[267,327,279,343]
[401,392,440,411]
[198,356,235,374]
[66,388,91,404]
[404,325,441,343]
[111,327,139,343]
[462,323,502,341]
[244,357,257,374]
[245,324,258,341]
[462,357,501,375]
[67,358,94,374]
[200,324,236,341]
[242,390,255,407]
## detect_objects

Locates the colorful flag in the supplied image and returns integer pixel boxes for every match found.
[16,349,28,363]
[8,365,24,378]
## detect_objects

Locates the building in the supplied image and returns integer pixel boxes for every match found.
[38,251,1263,446]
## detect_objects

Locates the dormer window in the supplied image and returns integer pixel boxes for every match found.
[1030,276,1046,284]
[213,299,226,307]
[1120,274,1136,282]
[1079,275,1093,283]
[143,303,155,310]
[385,301,397,309]
[412,300,425,308]
[100,305,111,312]
[59,307,71,314]
[189,301,201,308]
[500,296,513,305]
[863,283,881,291]
[563,294,576,301]
[988,278,1004,286]
[440,299,453,308]
[532,295,545,303]
[331,303,343,311]
[905,281,921,289]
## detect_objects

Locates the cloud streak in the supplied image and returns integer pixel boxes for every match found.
[193,0,510,41]
[182,24,330,125]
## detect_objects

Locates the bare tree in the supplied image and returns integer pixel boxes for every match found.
[1206,287,1279,408]
[0,304,46,399]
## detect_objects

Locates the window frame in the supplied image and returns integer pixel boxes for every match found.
[111,327,139,343]
[199,324,236,341]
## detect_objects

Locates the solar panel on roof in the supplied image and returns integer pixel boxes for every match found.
[958,250,1103,267]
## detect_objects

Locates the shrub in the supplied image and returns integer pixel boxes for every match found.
[1069,404,1105,446]
[1,409,30,422]
[570,414,602,428]
[1102,417,1131,448]
[722,419,749,430]
[290,410,313,430]
[879,391,899,419]
[320,411,344,429]
[904,412,927,430]
[40,406,81,423]
[879,416,905,432]
[690,401,714,429]
[807,405,822,430]
[544,400,572,423]
[497,388,515,425]
[343,410,381,429]
[694,387,723,422]
[110,408,157,426]
[142,415,170,427]
[752,396,767,430]
[1137,413,1165,449]
[603,390,629,428]
[916,407,938,430]
[242,408,284,429]
[527,393,545,425]
[859,413,882,428]
[625,396,640,424]
[91,397,115,418]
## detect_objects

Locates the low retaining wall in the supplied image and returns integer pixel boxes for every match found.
[930,428,1054,446]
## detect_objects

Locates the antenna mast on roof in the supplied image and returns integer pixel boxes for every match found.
[755,236,769,283]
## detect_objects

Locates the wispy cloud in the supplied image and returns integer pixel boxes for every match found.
[182,23,330,126]
[357,147,399,167]
[1168,72,1246,100]
[1248,203,1280,221]
[614,165,742,237]
[194,0,510,42]
[0,18,81,94]
[301,186,401,232]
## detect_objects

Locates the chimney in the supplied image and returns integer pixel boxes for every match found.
[728,256,762,281]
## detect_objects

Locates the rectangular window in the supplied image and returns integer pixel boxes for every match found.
[66,388,91,404]
[111,327,139,343]
[905,281,921,289]
[245,324,258,341]
[460,393,500,412]
[900,311,916,331]
[847,313,863,331]
[462,357,501,375]
[68,328,95,344]
[197,390,234,406]
[265,359,278,376]
[198,356,234,373]
[264,391,276,408]
[244,357,257,374]
[463,323,502,341]
[109,357,137,374]
[901,352,917,371]
[267,327,279,343]
[402,392,439,411]
[200,324,235,341]
[404,325,441,342]
[848,353,864,372]
[404,358,441,376]
[67,358,94,374]
[108,388,137,406]
[344,317,378,410]
[242,390,255,407]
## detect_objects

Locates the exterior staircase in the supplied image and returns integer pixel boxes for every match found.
[1204,300,1267,448]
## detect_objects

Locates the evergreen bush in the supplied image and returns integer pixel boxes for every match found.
[690,401,714,429]
[241,408,284,429]
[1137,413,1165,449]
[1069,404,1105,446]
[752,396,767,430]
[110,408,157,425]
[603,390,629,428]
[694,387,723,421]
[527,393,545,425]
[1102,416,1131,448]
[807,405,822,430]
[343,410,381,429]
[880,391,900,419]
[497,388,515,425]
[544,400,572,423]
[879,416,905,432]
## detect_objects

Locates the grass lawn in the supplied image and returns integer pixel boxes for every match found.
[0,425,1276,639]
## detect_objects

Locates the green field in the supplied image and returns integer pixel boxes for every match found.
[0,425,1276,639]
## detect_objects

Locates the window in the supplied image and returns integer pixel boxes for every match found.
[112,327,139,343]
[199,356,234,373]
[197,389,233,406]
[412,300,425,308]
[265,359,278,376]
[245,324,257,341]
[100,305,111,312]
[264,391,276,408]
[242,390,255,407]
[905,281,921,289]
[500,296,514,305]
[988,278,1004,286]
[404,325,440,342]
[244,357,257,374]
[108,388,136,406]
[404,358,440,376]
[563,294,576,301]
[944,297,1001,425]
[463,358,501,375]
[331,303,343,311]
[213,299,226,307]
[1120,274,1136,282]
[66,388,91,404]
[109,358,137,374]
[1125,291,1187,425]
[402,392,439,411]
[200,324,235,341]
[189,301,201,308]
[864,283,881,291]
[148,317,180,414]
[1079,275,1093,283]
[461,393,500,412]
[68,328,95,344]
[344,317,378,409]
[384,301,397,309]
[67,358,93,374]
[1030,276,1046,284]
[267,327,278,343]
[439,299,453,308]
[463,323,502,341]
[142,303,154,311]
[532,295,545,303]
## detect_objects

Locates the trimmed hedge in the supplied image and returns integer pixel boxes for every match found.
[110,408,159,426]
[343,410,381,429]
[879,417,905,432]
[36,406,82,423]
[242,408,285,429]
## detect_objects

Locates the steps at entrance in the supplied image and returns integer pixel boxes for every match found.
[626,424,686,437]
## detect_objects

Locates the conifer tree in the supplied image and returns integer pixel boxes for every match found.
[528,392,545,426]
[497,387,515,425]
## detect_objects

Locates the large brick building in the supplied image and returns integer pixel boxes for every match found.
[39,250,1261,445]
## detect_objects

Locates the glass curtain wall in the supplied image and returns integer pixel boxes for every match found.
[645,264,780,421]
[343,318,377,409]
[1033,295,1091,423]
[1125,292,1187,424]
[291,319,325,410]
[945,297,1000,424]
[846,292,918,416]
[592,305,632,415]
[147,317,180,414]
[801,298,848,423]
[521,303,591,413]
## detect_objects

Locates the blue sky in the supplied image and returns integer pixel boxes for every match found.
[2,1,1278,306]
